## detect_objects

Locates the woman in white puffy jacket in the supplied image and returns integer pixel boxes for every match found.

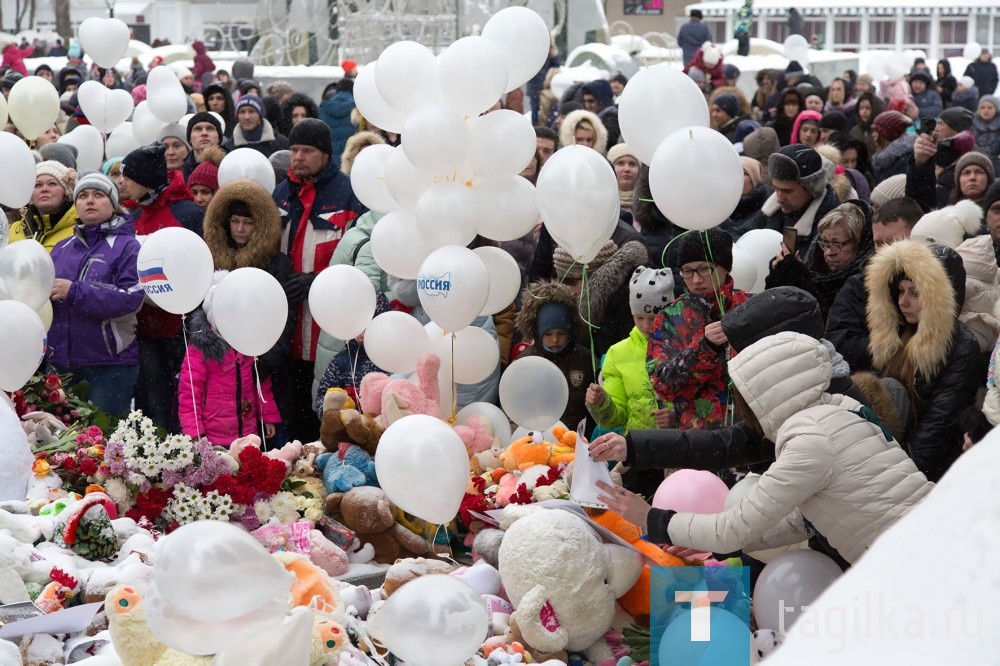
[596,331,933,565]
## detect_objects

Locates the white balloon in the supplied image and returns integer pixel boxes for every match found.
[212,268,288,357]
[481,6,552,92]
[536,145,619,259]
[78,17,131,68]
[147,66,188,124]
[618,64,710,165]
[471,176,540,243]
[0,300,46,392]
[499,356,569,431]
[8,76,59,141]
[58,125,104,172]
[104,122,140,159]
[425,322,499,385]
[364,311,432,374]
[308,265,377,340]
[438,36,509,117]
[467,109,537,180]
[36,299,53,331]
[725,473,761,510]
[211,607,315,666]
[963,42,983,61]
[132,101,168,145]
[456,401,512,443]
[353,64,407,135]
[0,132,39,208]
[384,146,431,209]
[375,415,471,524]
[730,248,760,293]
[368,574,488,666]
[375,41,439,111]
[0,93,8,129]
[473,246,521,315]
[136,227,214,314]
[401,104,471,174]
[736,229,783,294]
[649,126,743,231]
[783,34,811,67]
[417,246,490,332]
[753,550,842,631]
[0,239,55,310]
[219,150,277,194]
[370,209,435,280]
[414,183,479,249]
[77,80,134,133]
[349,143,400,213]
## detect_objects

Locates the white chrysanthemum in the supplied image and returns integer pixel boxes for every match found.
[174,448,195,467]
[304,507,323,522]
[172,483,196,501]
[270,492,299,524]
[255,500,274,522]
[127,472,146,486]
[294,495,309,511]
[104,478,133,512]
[139,460,161,478]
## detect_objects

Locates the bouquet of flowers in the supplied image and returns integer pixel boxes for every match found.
[32,425,108,497]
[459,464,570,530]
[11,371,112,436]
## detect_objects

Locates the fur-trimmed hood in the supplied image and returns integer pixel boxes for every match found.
[203,179,282,270]
[865,240,964,379]
[559,109,608,156]
[340,131,386,175]
[517,280,586,343]
[278,92,319,137]
[582,239,648,327]
[185,307,228,362]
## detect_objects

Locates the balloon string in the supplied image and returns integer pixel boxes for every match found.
[660,228,695,272]
[349,340,361,407]
[699,231,735,427]
[253,357,269,452]
[581,263,597,378]
[181,315,202,443]
[449,332,458,423]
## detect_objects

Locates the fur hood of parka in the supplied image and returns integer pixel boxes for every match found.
[278,92,319,137]
[340,131,386,175]
[865,240,964,380]
[517,280,586,343]
[559,109,608,155]
[203,179,282,271]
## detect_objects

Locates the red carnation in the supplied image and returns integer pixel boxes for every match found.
[44,373,61,391]
[79,457,99,476]
[12,391,27,417]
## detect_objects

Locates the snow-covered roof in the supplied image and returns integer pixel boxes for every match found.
[686,0,997,17]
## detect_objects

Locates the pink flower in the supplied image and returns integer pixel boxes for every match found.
[87,426,103,440]
[76,434,88,445]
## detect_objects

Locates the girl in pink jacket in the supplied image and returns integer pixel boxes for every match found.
[178,273,281,445]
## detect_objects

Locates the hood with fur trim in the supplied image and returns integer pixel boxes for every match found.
[865,240,963,380]
[517,280,586,343]
[278,92,319,137]
[559,109,608,156]
[185,307,229,362]
[340,131,387,175]
[203,179,282,270]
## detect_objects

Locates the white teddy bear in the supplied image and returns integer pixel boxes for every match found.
[0,393,33,502]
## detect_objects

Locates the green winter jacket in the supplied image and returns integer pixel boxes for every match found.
[587,326,658,434]
[312,210,391,396]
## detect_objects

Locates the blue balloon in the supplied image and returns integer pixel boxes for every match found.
[657,607,751,666]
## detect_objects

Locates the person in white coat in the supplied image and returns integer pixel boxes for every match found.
[595,331,933,565]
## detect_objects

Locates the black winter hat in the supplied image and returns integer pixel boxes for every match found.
[186,111,223,145]
[982,181,1000,217]
[908,69,935,87]
[938,106,975,133]
[121,143,169,190]
[785,60,806,79]
[288,118,333,155]
[768,144,827,197]
[722,287,824,353]
[819,111,848,131]
[676,227,733,272]
[713,93,740,120]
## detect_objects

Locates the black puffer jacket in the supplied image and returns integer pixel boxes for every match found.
[725,182,768,239]
[278,92,320,138]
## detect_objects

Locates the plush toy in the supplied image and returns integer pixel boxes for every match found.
[320,389,385,457]
[381,557,455,597]
[34,568,79,613]
[751,629,784,663]
[1,394,33,502]
[454,417,497,473]
[328,487,435,565]
[19,410,67,449]
[359,354,441,427]
[500,426,576,472]
[274,552,344,616]
[308,529,350,577]
[229,434,302,470]
[316,444,378,493]
[0,531,55,587]
[52,493,120,561]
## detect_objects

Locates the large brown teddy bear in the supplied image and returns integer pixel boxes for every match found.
[327,487,436,565]
[320,389,384,457]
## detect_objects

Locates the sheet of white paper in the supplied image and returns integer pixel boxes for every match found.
[0,602,102,640]
[568,427,615,509]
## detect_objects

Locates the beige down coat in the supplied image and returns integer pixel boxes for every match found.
[955,233,1000,352]
[663,332,933,564]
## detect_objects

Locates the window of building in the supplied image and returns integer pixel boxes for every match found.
[939,18,969,57]
[767,22,788,43]
[870,20,896,46]
[834,20,860,51]
[704,19,727,43]
[903,19,930,50]
[802,19,825,41]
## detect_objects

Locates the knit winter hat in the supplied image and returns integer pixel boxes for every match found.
[740,156,763,188]
[606,143,638,165]
[712,93,740,120]
[935,130,976,168]
[156,123,191,149]
[187,160,220,193]
[872,111,912,142]
[733,120,761,145]
[186,111,224,145]
[74,171,119,211]
[269,150,291,183]
[172,65,194,80]
[938,106,975,133]
[676,228,733,272]
[819,111,848,131]
[629,266,674,316]
[130,84,147,105]
[983,181,1000,215]
[35,160,77,195]
[978,95,1000,112]
[537,302,573,339]
[909,70,935,87]
[958,76,975,89]
[688,67,706,84]
[954,151,995,181]
[121,143,169,190]
[785,60,806,79]
[702,42,722,67]
[288,118,333,155]
[553,240,617,279]
[869,174,907,209]
[39,142,78,170]
[723,63,741,80]
[238,80,261,96]
[768,144,827,198]
[910,199,983,249]
[235,94,264,118]
[101,157,122,176]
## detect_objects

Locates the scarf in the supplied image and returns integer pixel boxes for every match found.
[761,190,827,238]
[136,182,168,208]
[618,188,634,211]
[243,122,264,143]
[287,172,318,273]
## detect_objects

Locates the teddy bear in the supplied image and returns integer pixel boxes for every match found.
[500,425,576,472]
[273,551,344,616]
[316,444,378,493]
[320,389,385,457]
[751,628,784,663]
[228,434,303,471]
[327,487,436,565]
[359,353,441,428]
[1,394,33,503]
[381,557,455,597]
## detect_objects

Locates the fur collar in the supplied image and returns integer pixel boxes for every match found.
[185,308,229,362]
[517,280,586,343]
[203,179,282,270]
[558,109,608,155]
[233,119,277,146]
[865,240,957,379]
[581,240,647,326]
[761,190,826,237]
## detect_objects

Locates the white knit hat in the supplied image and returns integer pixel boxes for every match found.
[629,266,674,315]
[910,199,984,249]
[35,160,77,195]
[869,174,907,210]
[607,143,638,165]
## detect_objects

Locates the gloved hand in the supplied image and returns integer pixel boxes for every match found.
[283,272,316,304]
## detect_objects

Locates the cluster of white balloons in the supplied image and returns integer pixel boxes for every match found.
[0,240,54,391]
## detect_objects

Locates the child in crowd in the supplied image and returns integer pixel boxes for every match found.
[178,271,282,446]
[516,280,594,432]
[314,292,391,417]
[186,146,224,209]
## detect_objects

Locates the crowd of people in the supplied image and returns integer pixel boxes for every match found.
[4,33,1000,567]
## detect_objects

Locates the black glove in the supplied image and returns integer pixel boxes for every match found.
[283,272,316,304]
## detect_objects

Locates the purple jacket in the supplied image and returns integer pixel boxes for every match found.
[48,217,145,368]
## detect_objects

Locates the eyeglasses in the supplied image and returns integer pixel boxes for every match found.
[818,239,853,254]
[679,265,717,279]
